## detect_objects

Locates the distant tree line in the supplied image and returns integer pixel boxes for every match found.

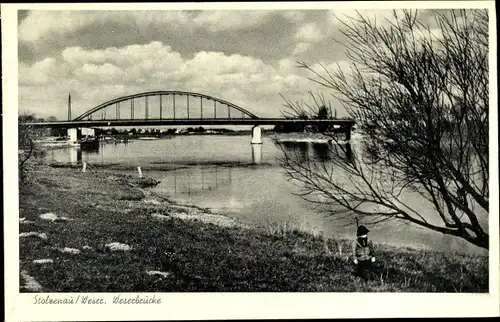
[96,126,237,137]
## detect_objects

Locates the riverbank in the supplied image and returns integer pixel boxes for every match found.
[18,164,488,292]
[264,131,330,140]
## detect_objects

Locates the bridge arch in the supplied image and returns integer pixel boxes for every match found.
[73,91,260,121]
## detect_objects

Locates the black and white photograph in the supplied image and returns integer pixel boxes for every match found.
[3,1,499,320]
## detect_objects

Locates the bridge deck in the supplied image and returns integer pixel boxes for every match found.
[22,118,356,128]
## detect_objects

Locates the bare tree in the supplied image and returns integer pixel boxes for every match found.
[18,113,46,181]
[280,9,489,249]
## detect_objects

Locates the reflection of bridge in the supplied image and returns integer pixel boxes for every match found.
[21,91,355,145]
[62,140,264,165]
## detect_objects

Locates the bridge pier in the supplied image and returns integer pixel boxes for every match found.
[67,128,95,144]
[251,125,263,144]
[67,128,81,145]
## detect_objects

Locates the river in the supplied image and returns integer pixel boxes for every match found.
[44,134,488,255]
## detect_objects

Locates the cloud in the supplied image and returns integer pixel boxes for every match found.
[20,10,430,119]
[327,9,442,29]
[73,63,125,83]
[327,9,399,26]
[281,11,307,22]
[19,10,277,45]
[18,11,192,43]
[192,10,273,32]
[19,41,332,119]
[19,9,320,69]
[278,58,299,73]
[295,23,323,42]
[62,41,184,73]
[182,51,270,75]
[19,57,69,85]
[292,42,311,55]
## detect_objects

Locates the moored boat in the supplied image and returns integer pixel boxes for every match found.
[78,136,100,149]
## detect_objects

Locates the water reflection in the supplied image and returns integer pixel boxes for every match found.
[311,143,331,162]
[277,141,345,163]
[278,141,310,161]
[68,148,82,164]
[251,144,262,164]
[169,166,234,195]
[42,136,486,254]
[81,144,100,154]
[66,145,100,164]
[345,143,353,162]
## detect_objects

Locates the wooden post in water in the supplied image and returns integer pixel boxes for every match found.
[137,166,143,178]
[82,161,87,173]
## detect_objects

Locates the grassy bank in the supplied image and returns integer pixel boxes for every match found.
[18,165,488,292]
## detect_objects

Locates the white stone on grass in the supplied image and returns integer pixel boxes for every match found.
[20,270,42,292]
[151,213,170,221]
[106,242,132,251]
[146,270,171,278]
[19,232,48,241]
[33,259,53,264]
[59,247,81,255]
[39,213,72,222]
[39,213,59,221]
[170,212,239,228]
[144,199,161,205]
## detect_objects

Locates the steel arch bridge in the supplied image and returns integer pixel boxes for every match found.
[73,90,260,121]
[21,90,356,134]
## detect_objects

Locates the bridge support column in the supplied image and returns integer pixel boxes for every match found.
[67,128,81,144]
[251,125,262,144]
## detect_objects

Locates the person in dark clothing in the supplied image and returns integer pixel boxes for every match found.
[352,225,375,280]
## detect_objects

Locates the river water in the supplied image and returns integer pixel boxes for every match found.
[45,134,488,255]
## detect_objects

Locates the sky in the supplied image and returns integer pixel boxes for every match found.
[17,7,437,121]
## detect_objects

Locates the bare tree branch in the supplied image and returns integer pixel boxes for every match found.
[279,9,489,250]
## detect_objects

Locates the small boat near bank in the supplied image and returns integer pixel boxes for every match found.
[78,136,100,149]
[114,137,130,143]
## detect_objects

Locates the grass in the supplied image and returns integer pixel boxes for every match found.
[18,164,488,292]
